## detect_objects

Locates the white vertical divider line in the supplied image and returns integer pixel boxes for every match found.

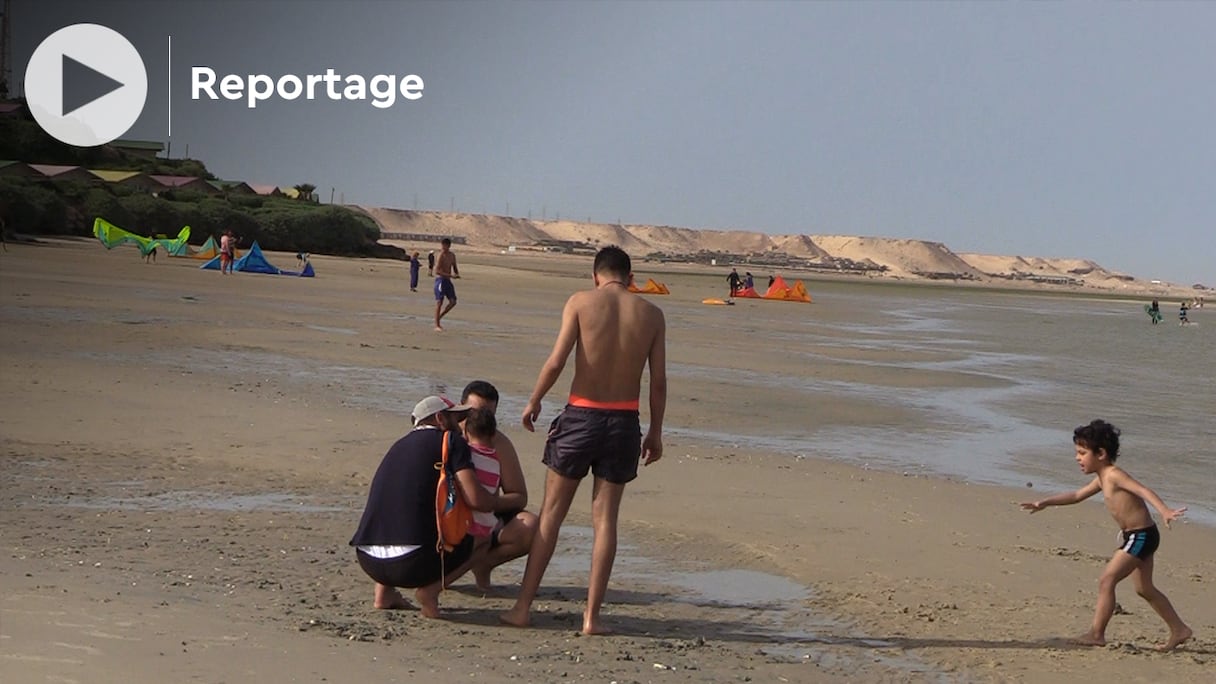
[167,35,172,138]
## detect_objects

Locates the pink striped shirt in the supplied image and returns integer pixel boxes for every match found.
[468,441,501,538]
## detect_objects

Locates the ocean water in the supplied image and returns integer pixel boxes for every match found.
[666,282,1216,525]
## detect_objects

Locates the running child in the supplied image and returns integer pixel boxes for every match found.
[1021,419,1192,651]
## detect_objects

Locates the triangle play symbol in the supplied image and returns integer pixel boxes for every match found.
[62,54,125,117]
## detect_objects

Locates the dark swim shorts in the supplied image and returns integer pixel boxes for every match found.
[1118,524,1160,560]
[433,276,457,302]
[489,509,523,549]
[542,405,642,484]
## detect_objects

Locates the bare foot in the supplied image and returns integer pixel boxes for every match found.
[434,325,444,332]
[373,585,412,610]
[414,584,441,619]
[581,620,613,636]
[473,567,492,593]
[1158,626,1193,652]
[499,606,531,628]
[1068,632,1106,647]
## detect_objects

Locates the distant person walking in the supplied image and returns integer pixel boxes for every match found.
[1148,299,1161,325]
[409,251,422,292]
[744,272,754,290]
[143,243,158,264]
[427,250,436,277]
[500,245,667,635]
[1179,301,1189,325]
[726,268,742,297]
[433,239,460,331]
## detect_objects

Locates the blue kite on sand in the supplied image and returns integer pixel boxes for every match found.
[200,241,314,276]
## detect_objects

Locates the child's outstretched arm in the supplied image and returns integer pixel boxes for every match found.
[1021,478,1101,513]
[1108,469,1188,528]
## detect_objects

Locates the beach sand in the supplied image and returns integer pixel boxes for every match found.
[2,240,1213,682]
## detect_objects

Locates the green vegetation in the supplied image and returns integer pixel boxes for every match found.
[0,117,210,177]
[0,115,401,259]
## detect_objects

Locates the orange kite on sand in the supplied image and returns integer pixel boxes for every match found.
[734,276,812,303]
[629,277,670,295]
[762,275,812,302]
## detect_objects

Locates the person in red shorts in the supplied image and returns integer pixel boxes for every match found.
[500,246,667,635]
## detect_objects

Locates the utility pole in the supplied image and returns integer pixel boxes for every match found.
[330,187,335,204]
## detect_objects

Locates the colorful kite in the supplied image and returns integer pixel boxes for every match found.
[93,217,190,256]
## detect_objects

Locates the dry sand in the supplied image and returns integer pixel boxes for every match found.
[2,240,1213,683]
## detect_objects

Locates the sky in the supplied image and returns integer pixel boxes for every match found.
[13,1,1215,286]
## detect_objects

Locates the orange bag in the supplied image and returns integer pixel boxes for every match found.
[435,430,472,552]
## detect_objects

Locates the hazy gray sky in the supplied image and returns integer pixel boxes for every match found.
[16,1,1214,285]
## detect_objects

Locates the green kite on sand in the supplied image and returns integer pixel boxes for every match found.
[93,217,191,256]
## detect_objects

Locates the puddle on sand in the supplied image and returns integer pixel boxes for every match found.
[664,568,807,608]
[43,489,351,513]
[305,324,358,336]
[531,526,946,678]
[79,347,456,412]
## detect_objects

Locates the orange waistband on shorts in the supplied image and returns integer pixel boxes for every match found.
[568,394,640,411]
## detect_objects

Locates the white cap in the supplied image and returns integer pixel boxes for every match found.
[411,395,471,426]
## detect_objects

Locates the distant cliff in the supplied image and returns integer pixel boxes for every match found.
[354,206,1185,292]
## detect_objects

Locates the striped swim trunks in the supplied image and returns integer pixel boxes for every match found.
[1118,524,1160,560]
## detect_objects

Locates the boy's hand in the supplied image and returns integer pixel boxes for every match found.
[1162,506,1187,528]
[641,431,663,466]
[1020,501,1045,513]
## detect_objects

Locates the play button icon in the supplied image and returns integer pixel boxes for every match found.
[62,54,126,117]
[25,23,148,147]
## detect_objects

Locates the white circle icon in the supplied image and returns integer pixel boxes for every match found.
[24,23,149,147]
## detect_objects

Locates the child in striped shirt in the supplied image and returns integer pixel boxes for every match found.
[464,408,502,542]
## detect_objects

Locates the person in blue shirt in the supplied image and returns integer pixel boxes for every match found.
[409,251,421,292]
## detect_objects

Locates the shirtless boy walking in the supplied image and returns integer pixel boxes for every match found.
[1021,419,1192,651]
[500,246,667,635]
[433,238,460,331]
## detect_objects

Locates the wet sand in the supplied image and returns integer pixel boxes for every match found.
[2,239,1213,682]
